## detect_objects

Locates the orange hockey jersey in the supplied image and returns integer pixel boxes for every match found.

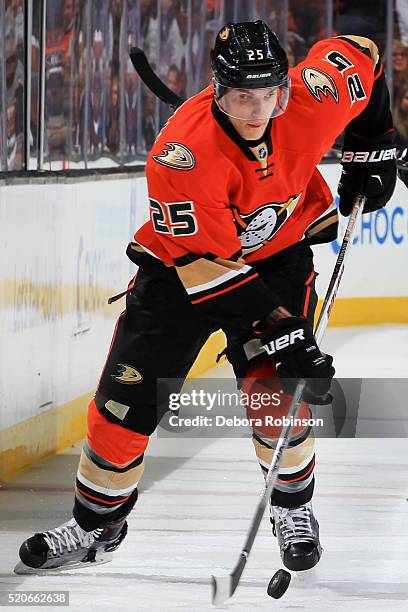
[133,37,376,327]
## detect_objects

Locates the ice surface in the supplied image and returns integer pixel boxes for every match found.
[1,326,407,611]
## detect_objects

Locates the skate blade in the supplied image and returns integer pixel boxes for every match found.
[14,551,113,575]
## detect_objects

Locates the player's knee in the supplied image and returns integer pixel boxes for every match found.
[242,357,311,442]
[87,397,150,468]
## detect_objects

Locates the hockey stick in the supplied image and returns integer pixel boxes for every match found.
[211,195,365,606]
[129,47,185,110]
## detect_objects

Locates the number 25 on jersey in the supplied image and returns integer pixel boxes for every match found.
[150,199,198,237]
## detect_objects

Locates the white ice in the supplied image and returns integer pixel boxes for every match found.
[1,325,407,611]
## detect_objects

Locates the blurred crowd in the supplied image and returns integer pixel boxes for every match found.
[1,0,408,171]
[1,0,24,171]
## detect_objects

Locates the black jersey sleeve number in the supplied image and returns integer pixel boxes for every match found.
[167,201,198,236]
[347,73,367,104]
[325,50,354,74]
[150,199,197,236]
[150,198,170,234]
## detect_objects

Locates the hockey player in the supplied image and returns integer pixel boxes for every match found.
[16,21,396,574]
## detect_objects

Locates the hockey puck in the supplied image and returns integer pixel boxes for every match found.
[267,568,291,599]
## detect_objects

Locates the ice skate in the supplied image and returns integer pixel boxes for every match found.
[271,501,322,571]
[14,516,128,574]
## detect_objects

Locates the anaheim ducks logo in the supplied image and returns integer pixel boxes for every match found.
[233,194,302,254]
[153,142,196,171]
[112,364,143,385]
[302,67,339,103]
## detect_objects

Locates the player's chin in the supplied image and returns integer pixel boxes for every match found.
[244,121,268,136]
[246,121,267,128]
[231,117,268,139]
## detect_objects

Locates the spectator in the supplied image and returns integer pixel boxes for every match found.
[63,0,75,34]
[125,53,139,155]
[72,2,87,157]
[139,1,159,153]
[167,63,186,100]
[160,0,185,79]
[44,0,77,162]
[286,32,307,67]
[106,75,120,155]
[125,0,140,155]
[201,29,216,89]
[7,99,21,170]
[141,85,157,153]
[396,0,408,48]
[390,39,408,106]
[160,63,186,124]
[186,0,206,93]
[140,0,158,64]
[127,0,139,47]
[89,70,105,154]
[5,1,24,170]
[288,1,326,48]
[335,0,385,43]
[393,84,408,148]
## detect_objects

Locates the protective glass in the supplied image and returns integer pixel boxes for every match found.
[214,79,291,121]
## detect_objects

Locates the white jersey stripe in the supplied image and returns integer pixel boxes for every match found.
[186,264,253,295]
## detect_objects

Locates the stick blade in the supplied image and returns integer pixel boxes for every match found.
[211,553,247,604]
[211,574,232,606]
[129,47,148,71]
[129,46,184,110]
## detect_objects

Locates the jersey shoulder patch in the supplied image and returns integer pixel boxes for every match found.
[152,142,196,171]
[301,67,339,103]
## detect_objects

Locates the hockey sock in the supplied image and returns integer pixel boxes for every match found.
[73,399,149,530]
[252,432,316,508]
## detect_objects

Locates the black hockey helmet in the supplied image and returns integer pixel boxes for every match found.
[211,20,289,89]
[211,21,290,121]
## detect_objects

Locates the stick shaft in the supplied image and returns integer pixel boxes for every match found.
[315,198,364,343]
[230,195,365,586]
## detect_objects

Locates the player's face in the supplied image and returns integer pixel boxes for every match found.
[214,79,290,138]
[222,87,278,120]
[219,87,277,139]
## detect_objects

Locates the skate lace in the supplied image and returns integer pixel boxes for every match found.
[42,519,103,556]
[274,504,314,547]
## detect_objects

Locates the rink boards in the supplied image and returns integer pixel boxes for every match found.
[0,165,407,480]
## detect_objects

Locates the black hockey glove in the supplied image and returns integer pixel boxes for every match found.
[338,131,397,216]
[255,317,335,404]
